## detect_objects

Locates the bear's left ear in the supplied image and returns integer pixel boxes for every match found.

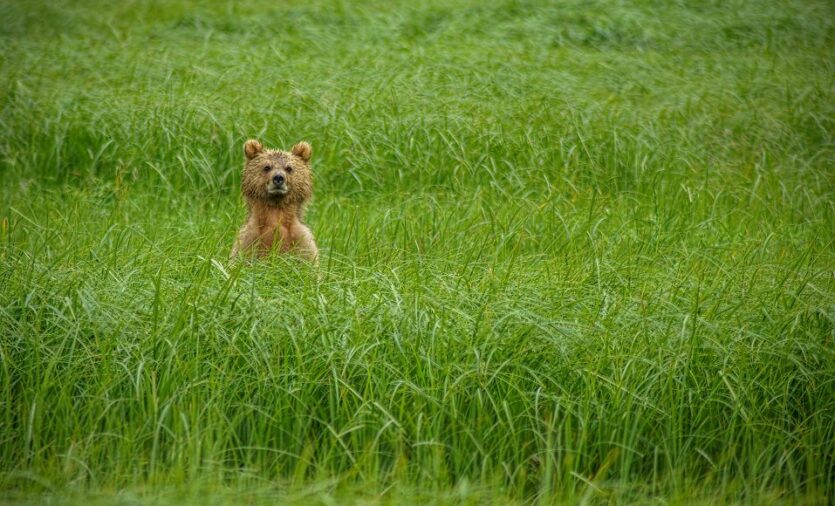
[291,141,312,162]
[244,139,263,160]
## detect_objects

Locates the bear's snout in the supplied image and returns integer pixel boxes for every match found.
[266,169,289,196]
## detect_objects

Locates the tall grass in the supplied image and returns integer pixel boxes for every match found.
[1,0,833,503]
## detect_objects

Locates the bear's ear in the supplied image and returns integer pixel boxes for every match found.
[244,139,263,160]
[291,141,312,162]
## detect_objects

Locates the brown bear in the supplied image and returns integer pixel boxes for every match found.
[230,139,319,262]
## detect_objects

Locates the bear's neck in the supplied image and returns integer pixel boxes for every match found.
[248,199,301,231]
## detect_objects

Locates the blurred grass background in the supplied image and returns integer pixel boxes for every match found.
[1,0,833,503]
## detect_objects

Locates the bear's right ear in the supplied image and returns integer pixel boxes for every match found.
[291,141,312,162]
[244,139,263,160]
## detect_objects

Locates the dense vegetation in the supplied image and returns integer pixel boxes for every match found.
[1,0,833,503]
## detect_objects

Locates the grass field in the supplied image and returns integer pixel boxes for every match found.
[1,0,834,503]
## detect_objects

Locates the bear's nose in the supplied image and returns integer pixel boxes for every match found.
[272,174,285,186]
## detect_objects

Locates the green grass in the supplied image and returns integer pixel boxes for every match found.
[1,0,833,503]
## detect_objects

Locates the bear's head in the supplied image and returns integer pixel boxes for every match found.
[241,139,313,208]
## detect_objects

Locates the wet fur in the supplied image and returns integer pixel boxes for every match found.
[230,140,318,262]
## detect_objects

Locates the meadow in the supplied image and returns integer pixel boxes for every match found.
[1,0,833,503]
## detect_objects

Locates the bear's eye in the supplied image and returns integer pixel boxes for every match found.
[263,165,271,172]
[285,166,293,173]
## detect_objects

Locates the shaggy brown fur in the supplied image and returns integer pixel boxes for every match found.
[230,139,318,262]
